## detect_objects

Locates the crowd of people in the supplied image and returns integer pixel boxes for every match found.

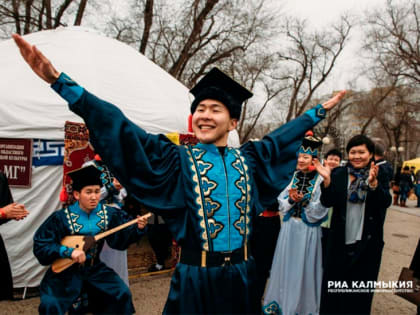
[0,33,417,314]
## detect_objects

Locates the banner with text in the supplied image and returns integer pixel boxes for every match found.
[0,138,33,187]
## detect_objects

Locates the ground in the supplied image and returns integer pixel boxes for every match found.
[0,199,419,314]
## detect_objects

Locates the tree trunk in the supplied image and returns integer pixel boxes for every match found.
[11,0,21,34]
[74,0,88,26]
[24,0,34,34]
[44,0,52,29]
[38,0,45,31]
[139,0,154,54]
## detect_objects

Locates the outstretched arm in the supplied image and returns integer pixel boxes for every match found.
[240,91,346,209]
[12,34,60,84]
[322,91,346,110]
[13,34,185,212]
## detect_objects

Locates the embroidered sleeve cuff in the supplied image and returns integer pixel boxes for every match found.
[59,245,74,258]
[304,104,326,124]
[51,73,84,105]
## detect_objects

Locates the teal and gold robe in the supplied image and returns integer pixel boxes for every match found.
[33,202,145,314]
[51,73,327,314]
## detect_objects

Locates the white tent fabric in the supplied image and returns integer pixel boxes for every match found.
[0,26,200,288]
[0,27,192,139]
[5,165,63,288]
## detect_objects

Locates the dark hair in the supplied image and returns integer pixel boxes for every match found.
[404,166,410,171]
[325,149,342,160]
[190,87,239,119]
[374,143,385,157]
[346,135,375,153]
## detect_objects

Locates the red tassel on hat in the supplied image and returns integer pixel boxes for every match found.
[59,186,68,202]
[188,114,193,133]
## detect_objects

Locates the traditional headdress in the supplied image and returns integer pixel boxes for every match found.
[190,68,253,119]
[298,130,322,156]
[67,165,103,192]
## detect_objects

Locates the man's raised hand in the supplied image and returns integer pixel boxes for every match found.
[12,34,60,84]
[322,90,347,111]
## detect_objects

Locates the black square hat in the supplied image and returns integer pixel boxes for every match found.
[298,131,322,156]
[190,68,253,119]
[67,165,103,192]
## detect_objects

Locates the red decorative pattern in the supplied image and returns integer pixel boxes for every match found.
[62,121,95,206]
[179,133,199,145]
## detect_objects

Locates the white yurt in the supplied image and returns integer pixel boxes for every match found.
[0,26,195,290]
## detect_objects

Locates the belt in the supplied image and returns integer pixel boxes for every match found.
[179,246,249,267]
[290,215,302,220]
[261,210,280,217]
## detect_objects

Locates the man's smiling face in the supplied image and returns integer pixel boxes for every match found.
[192,99,237,146]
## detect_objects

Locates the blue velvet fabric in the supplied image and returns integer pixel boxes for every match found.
[51,73,326,314]
[38,262,134,315]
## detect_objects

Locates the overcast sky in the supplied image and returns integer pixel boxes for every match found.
[280,0,390,92]
[104,0,392,92]
[282,0,387,28]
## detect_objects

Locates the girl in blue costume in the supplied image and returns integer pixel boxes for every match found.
[263,132,329,315]
[13,34,346,315]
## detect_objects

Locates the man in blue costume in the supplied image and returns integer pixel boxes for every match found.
[33,165,148,314]
[13,34,346,314]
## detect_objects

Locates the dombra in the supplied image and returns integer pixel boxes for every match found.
[52,212,152,273]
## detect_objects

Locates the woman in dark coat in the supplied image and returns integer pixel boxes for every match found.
[318,135,392,314]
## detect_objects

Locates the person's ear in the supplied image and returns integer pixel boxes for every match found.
[228,118,238,131]
[73,191,80,201]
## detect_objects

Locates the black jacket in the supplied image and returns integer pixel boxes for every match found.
[319,166,392,314]
[321,166,391,267]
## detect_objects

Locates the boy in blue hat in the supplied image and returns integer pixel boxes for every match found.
[33,165,148,314]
